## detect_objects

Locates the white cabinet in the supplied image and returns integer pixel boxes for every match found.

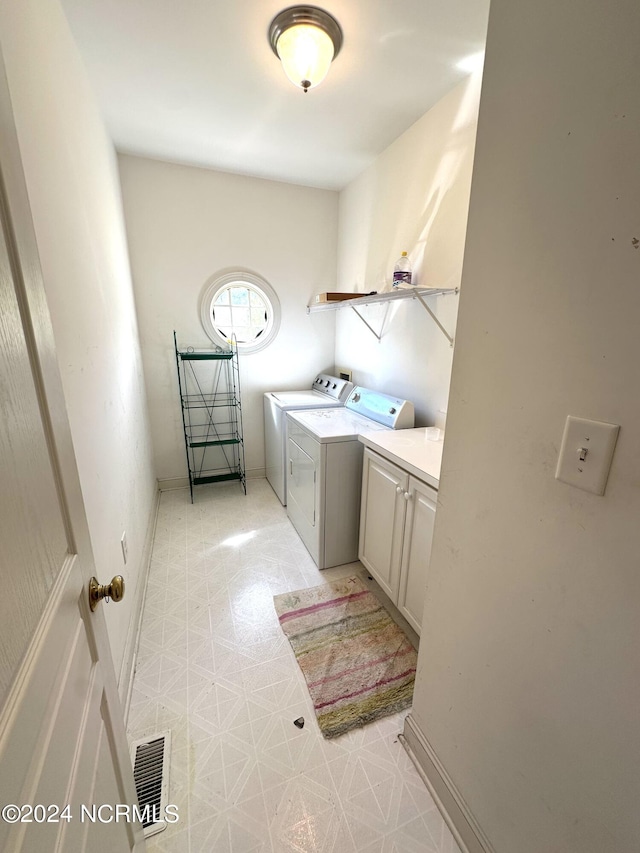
[397,476,437,633]
[359,447,437,635]
[359,450,407,600]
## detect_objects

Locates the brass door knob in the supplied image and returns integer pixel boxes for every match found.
[89,575,125,612]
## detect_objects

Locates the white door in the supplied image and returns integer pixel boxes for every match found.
[398,476,438,636]
[0,54,144,852]
[358,448,408,601]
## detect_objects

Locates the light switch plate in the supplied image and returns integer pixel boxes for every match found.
[555,416,620,495]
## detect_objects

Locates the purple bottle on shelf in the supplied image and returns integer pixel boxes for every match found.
[392,251,412,287]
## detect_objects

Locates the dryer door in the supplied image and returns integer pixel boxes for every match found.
[288,438,316,527]
[286,434,320,565]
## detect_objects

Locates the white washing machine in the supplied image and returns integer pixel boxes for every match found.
[264,374,353,505]
[286,386,414,569]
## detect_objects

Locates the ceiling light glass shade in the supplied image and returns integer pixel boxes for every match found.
[269,6,343,92]
[276,24,334,91]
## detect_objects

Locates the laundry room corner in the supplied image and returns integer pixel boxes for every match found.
[118,154,339,488]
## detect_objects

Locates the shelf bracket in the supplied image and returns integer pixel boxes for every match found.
[350,306,382,341]
[413,290,455,346]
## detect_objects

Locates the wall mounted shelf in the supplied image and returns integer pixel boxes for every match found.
[307,286,458,345]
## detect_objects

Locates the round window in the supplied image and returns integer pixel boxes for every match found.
[200,271,281,353]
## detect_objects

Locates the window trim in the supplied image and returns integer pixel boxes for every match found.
[199,270,281,354]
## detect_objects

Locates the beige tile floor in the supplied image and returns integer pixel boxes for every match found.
[127,479,461,853]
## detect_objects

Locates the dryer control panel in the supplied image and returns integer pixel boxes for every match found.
[313,374,353,402]
[345,386,415,429]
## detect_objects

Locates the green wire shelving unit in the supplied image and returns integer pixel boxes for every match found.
[174,331,246,502]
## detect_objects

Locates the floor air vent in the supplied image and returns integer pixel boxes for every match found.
[130,731,171,838]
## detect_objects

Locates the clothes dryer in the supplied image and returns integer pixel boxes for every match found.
[286,386,414,568]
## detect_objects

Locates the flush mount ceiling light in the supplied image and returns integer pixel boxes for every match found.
[269,5,343,93]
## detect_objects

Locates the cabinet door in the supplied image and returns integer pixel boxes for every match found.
[398,476,437,635]
[359,448,408,601]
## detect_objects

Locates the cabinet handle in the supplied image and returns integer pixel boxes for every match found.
[396,486,403,494]
[404,491,412,501]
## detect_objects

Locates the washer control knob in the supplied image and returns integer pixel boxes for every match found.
[332,383,337,389]
[325,380,330,387]
[389,407,396,414]
[352,392,361,402]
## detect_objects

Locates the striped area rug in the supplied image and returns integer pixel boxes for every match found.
[273,576,417,739]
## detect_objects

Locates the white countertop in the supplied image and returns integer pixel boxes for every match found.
[358,427,444,489]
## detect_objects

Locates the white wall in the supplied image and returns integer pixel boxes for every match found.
[408,0,640,851]
[0,0,157,687]
[335,73,481,426]
[118,155,337,483]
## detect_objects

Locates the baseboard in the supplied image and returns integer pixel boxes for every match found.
[246,467,265,479]
[118,484,160,723]
[157,476,189,491]
[400,714,495,853]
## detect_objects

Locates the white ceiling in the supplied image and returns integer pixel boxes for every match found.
[60,0,489,190]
